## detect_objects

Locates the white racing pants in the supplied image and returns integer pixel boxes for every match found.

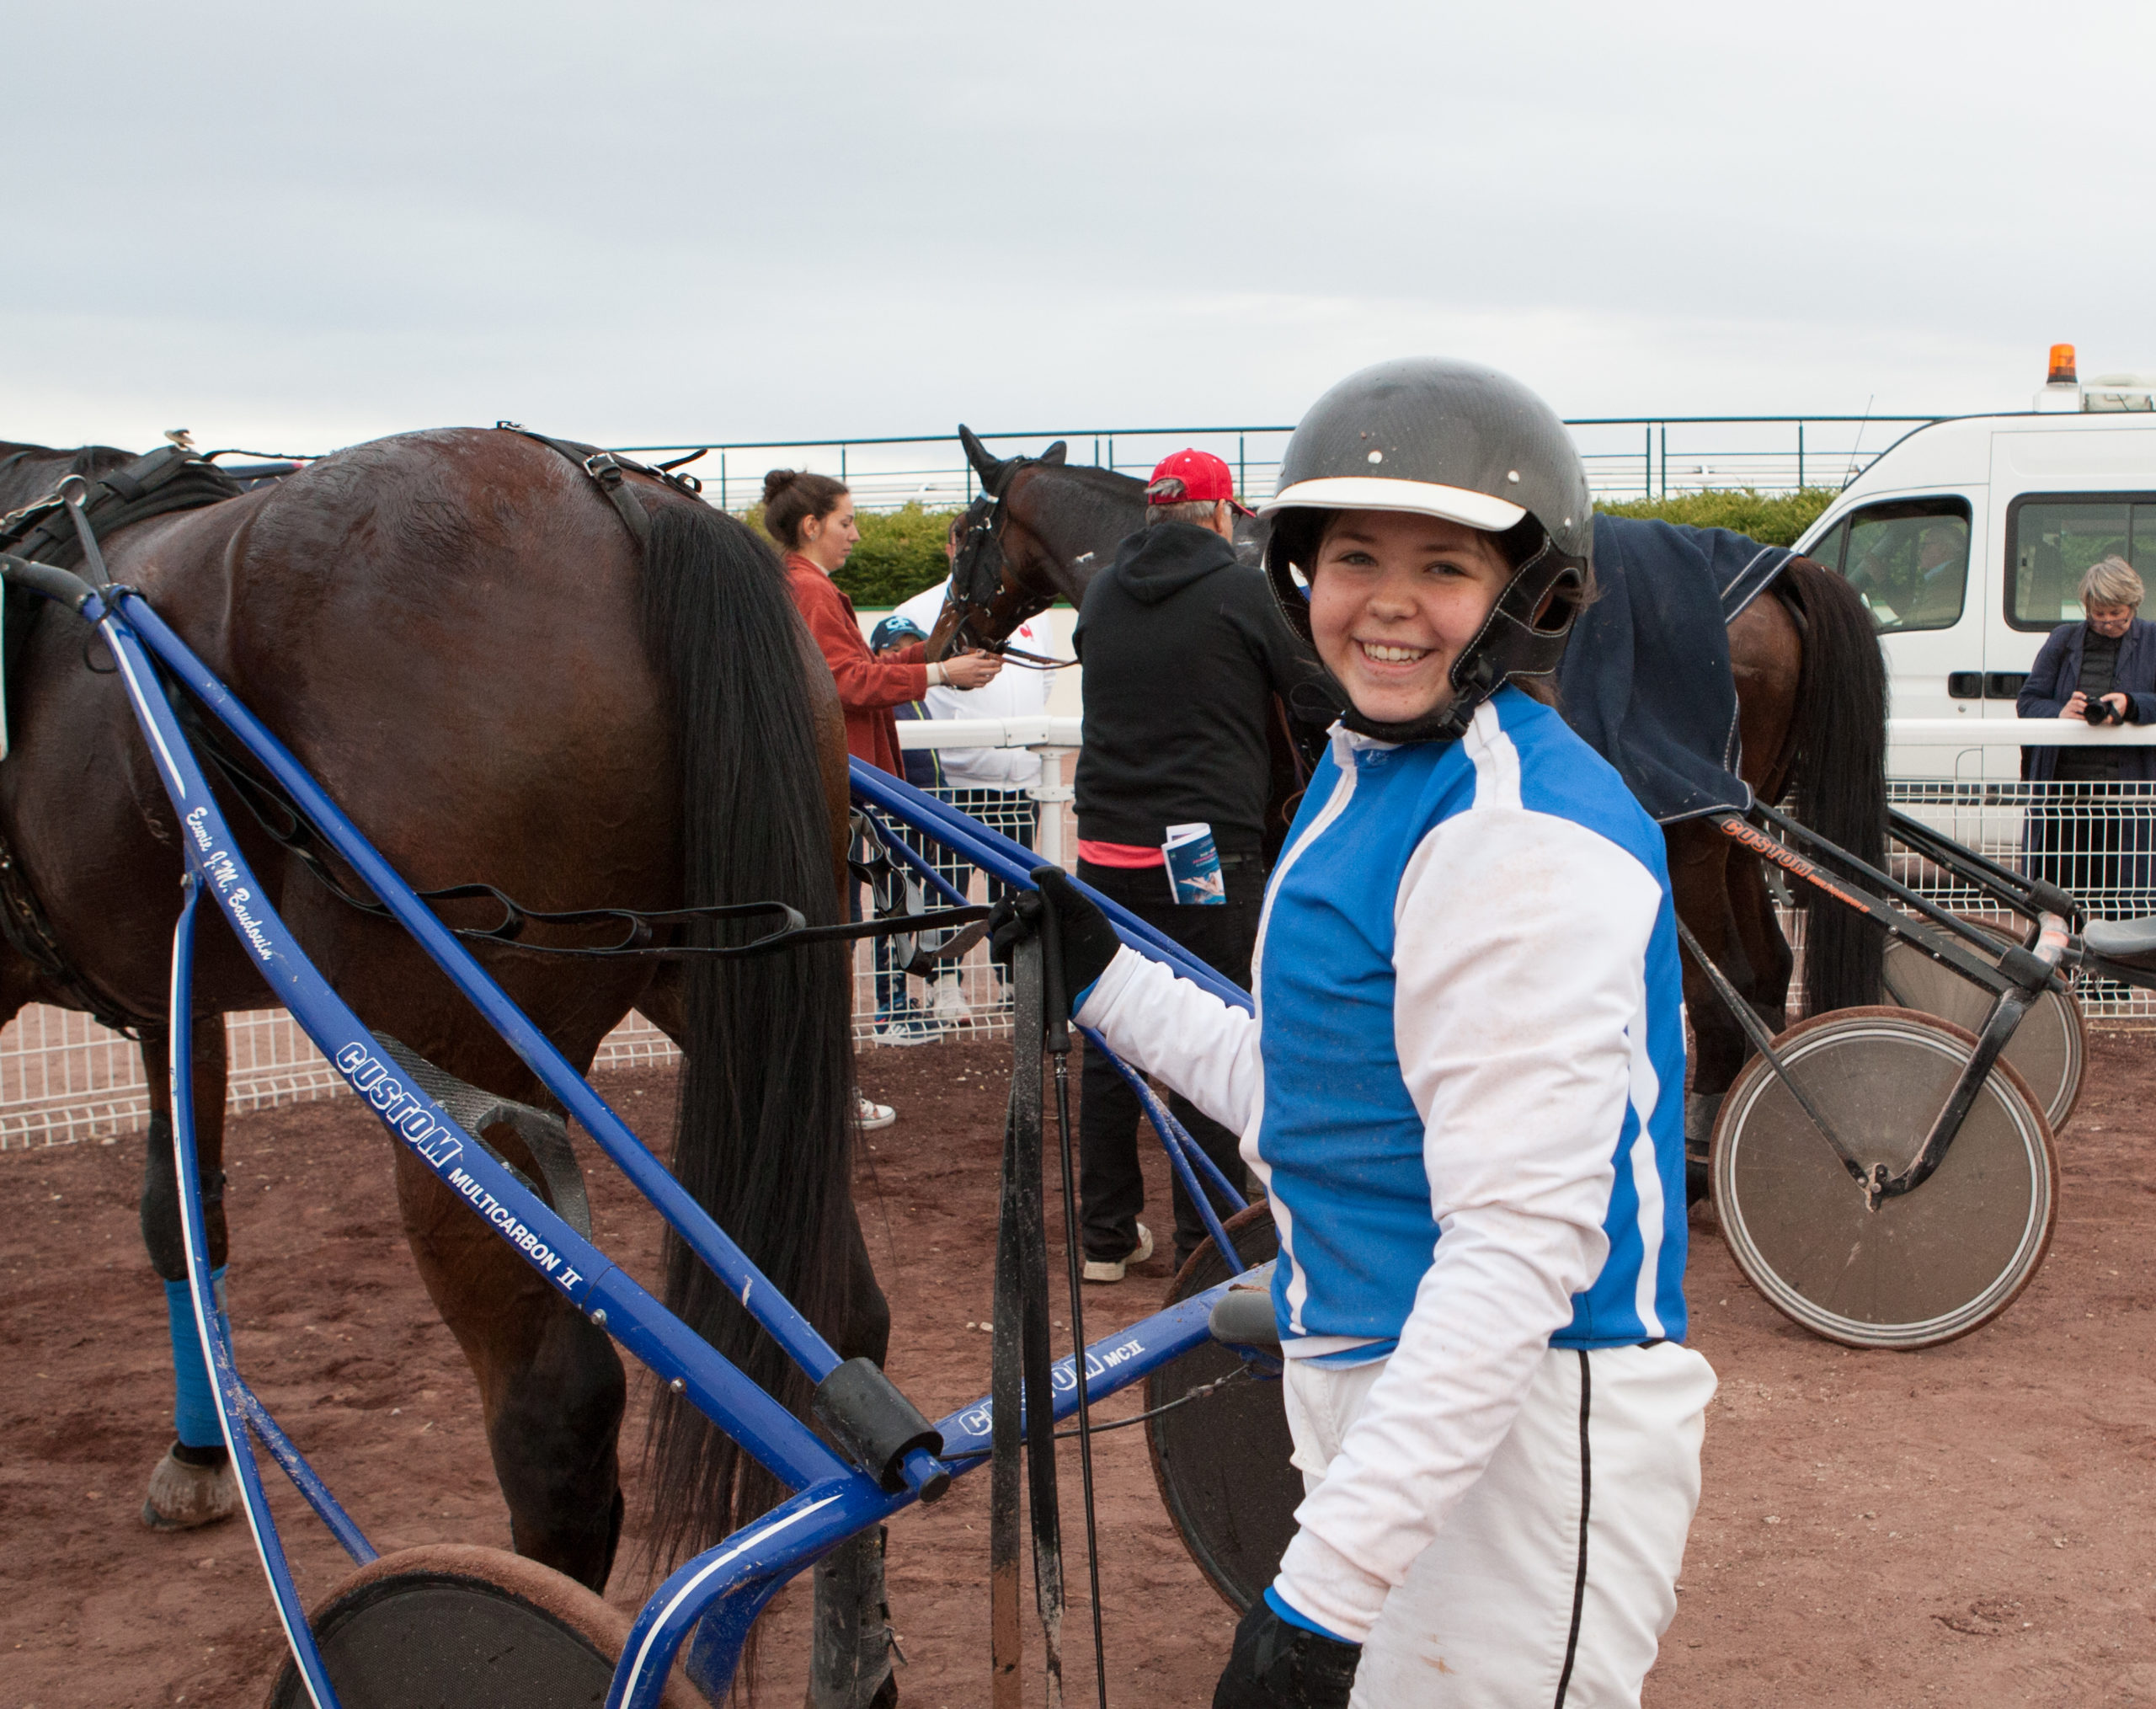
[1283,1340,1716,1709]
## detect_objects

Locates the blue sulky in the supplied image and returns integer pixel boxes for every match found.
[27,558,1261,1707]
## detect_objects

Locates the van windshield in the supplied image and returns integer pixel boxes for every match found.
[1836,499,1972,633]
[2008,495,2156,628]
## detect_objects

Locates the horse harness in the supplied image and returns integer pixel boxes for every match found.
[0,446,247,1035]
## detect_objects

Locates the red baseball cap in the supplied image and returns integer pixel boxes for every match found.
[1146,449,1253,515]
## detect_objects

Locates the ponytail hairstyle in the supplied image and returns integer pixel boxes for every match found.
[761,468,851,551]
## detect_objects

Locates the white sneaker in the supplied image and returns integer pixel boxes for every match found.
[930,979,971,1024]
[1081,1222,1153,1284]
[871,1017,944,1047]
[857,1094,896,1130]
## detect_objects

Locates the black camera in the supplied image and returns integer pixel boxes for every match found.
[2084,697,2117,725]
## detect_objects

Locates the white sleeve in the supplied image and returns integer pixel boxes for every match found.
[1273,807,1660,1642]
[1074,945,1262,1137]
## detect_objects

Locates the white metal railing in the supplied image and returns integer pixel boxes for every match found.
[613,414,1940,515]
[12,715,2156,1149]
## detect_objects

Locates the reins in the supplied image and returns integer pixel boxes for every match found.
[173,697,988,962]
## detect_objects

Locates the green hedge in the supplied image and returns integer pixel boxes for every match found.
[835,504,965,608]
[1598,487,1838,548]
[740,487,1840,611]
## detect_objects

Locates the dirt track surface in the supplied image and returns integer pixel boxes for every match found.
[3,1031,2153,1706]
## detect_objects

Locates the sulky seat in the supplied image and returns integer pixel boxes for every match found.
[2082,915,2156,972]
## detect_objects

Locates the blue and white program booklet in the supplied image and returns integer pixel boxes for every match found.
[1162,822,1227,905]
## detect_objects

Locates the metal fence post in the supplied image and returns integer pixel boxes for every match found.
[841,444,847,484]
[1797,421,1806,490]
[1238,433,1246,499]
[1028,747,1075,871]
[1658,423,1668,500]
[1643,425,1652,499]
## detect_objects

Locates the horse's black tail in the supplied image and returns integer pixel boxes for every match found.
[637,502,855,1572]
[1779,556,1888,1015]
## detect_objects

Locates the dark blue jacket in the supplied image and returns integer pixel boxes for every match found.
[2016,618,2156,783]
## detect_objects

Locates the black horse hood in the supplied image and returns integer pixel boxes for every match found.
[1107,520,1241,605]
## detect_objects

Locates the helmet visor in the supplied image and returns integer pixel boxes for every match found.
[1257,475,1528,533]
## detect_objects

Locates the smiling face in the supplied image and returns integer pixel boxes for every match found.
[1306,510,1515,726]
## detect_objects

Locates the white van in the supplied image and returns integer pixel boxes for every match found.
[1793,359,2156,777]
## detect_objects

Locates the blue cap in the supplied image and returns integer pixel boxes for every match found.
[870,614,928,651]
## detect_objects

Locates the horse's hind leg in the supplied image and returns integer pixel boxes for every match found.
[1667,823,1761,1204]
[643,976,899,1704]
[136,1019,243,1529]
[392,1111,627,1590]
[1728,846,1794,1033]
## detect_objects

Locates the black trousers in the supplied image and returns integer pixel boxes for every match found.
[1076,855,1262,1267]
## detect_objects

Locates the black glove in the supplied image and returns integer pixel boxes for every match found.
[987,866,1123,1017]
[1213,1599,1361,1709]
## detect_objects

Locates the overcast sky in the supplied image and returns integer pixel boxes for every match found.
[10,2,2153,459]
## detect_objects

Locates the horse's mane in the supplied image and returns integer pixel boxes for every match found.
[1015,458,1144,546]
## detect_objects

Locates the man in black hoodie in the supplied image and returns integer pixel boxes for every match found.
[1072,450,1319,1279]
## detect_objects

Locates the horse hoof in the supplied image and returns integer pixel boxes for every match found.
[141,1445,238,1530]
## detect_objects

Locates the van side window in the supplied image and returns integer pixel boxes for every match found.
[1803,519,1846,573]
[1836,498,1971,634]
[2008,493,2156,628]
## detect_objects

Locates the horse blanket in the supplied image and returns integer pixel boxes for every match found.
[1556,516,1796,824]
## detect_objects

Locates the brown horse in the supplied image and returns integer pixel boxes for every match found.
[0,432,892,1689]
[931,432,1887,1188]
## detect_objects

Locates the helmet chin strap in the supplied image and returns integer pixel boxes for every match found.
[1337,664,1489,745]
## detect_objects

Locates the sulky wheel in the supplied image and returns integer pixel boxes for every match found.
[1881,919,2086,1130]
[1711,1007,2057,1350]
[264,1544,703,1708]
[1145,1202,1298,1613]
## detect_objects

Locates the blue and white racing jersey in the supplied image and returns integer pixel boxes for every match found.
[1075,686,1691,1625]
[1253,686,1688,1359]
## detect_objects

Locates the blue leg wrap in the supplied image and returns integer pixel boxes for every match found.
[163,1268,230,1450]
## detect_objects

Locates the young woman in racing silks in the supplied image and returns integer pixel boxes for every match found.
[1018,359,1716,1708]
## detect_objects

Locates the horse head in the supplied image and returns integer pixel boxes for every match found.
[927,429,1139,660]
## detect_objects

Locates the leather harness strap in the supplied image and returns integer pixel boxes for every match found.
[495,423,712,549]
[0,445,248,1039]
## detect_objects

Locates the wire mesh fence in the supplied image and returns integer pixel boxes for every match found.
[1887,777,2156,1023]
[850,784,1056,1047]
[0,1009,684,1153]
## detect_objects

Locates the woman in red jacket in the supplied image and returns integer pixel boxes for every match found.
[766,469,1001,773]
[767,469,1001,1122]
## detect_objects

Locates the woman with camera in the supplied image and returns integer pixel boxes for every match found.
[2018,555,2156,916]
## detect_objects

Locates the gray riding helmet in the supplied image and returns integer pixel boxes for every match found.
[1259,357,1593,743]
